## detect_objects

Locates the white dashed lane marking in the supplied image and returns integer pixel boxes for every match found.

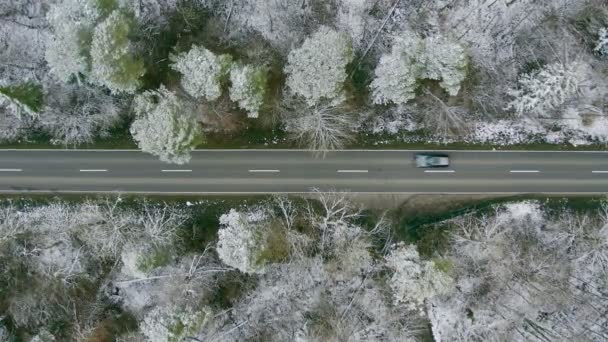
[0,169,22,172]
[79,169,107,172]
[424,170,455,173]
[337,170,369,173]
[162,169,192,172]
[249,170,280,173]
[510,170,540,173]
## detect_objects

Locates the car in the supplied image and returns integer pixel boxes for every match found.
[415,153,450,168]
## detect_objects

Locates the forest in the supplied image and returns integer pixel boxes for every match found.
[1,0,607,163]
[1,195,607,341]
[1,0,608,341]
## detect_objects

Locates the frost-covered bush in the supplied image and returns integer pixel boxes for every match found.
[216,208,269,274]
[140,305,209,342]
[30,330,55,342]
[285,26,353,106]
[90,10,144,93]
[229,64,268,118]
[130,86,204,164]
[40,83,121,145]
[595,28,608,57]
[385,243,454,309]
[371,34,467,105]
[171,45,233,101]
[507,62,583,118]
[45,0,100,82]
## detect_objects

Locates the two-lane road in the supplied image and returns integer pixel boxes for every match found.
[0,149,607,194]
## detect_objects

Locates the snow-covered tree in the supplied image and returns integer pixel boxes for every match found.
[285,26,353,106]
[212,194,419,341]
[422,35,468,97]
[130,86,204,164]
[370,35,423,105]
[90,10,144,93]
[216,208,269,274]
[336,0,374,50]
[171,45,233,101]
[217,255,420,341]
[228,64,268,118]
[216,204,300,274]
[45,0,100,82]
[226,0,314,53]
[385,243,454,310]
[371,34,468,105]
[595,27,608,57]
[507,62,584,118]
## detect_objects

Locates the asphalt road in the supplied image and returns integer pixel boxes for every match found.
[0,149,607,194]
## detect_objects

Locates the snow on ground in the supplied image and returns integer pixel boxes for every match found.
[364,112,607,147]
[367,108,418,135]
[465,119,546,145]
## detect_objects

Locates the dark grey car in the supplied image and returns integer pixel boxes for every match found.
[415,153,450,168]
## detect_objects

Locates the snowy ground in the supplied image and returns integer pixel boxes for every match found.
[363,110,608,147]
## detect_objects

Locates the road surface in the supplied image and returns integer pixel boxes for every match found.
[0,149,607,194]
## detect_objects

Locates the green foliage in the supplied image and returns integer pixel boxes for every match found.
[87,312,138,341]
[519,60,547,75]
[255,219,290,266]
[167,309,208,342]
[347,55,373,105]
[77,28,95,72]
[137,247,173,272]
[305,299,338,339]
[0,253,30,311]
[217,54,234,83]
[432,258,454,273]
[106,12,145,90]
[92,10,144,93]
[96,0,118,17]
[572,5,608,48]
[177,198,270,254]
[135,0,211,90]
[397,196,525,257]
[207,271,255,310]
[0,82,44,112]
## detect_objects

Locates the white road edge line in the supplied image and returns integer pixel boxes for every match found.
[592,171,608,173]
[424,170,455,173]
[1,148,608,153]
[162,169,192,172]
[510,170,540,173]
[0,169,22,172]
[2,190,608,195]
[248,169,280,173]
[337,170,368,173]
[79,169,107,172]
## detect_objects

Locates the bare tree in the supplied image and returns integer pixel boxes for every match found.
[283,101,354,156]
[430,201,608,341]
[40,82,122,145]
